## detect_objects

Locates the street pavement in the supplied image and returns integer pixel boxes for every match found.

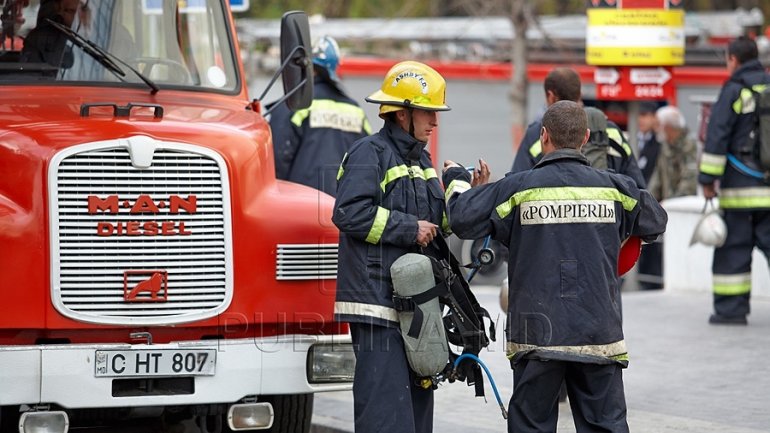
[310,287,770,433]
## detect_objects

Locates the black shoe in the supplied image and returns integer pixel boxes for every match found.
[708,314,748,325]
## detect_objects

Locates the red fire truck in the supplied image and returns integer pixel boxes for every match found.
[0,1,352,432]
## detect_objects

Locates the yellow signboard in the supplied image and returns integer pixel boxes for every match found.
[586,9,685,66]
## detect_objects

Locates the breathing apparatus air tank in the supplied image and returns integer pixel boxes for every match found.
[390,253,449,377]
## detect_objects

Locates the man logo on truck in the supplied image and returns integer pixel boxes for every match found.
[87,194,196,236]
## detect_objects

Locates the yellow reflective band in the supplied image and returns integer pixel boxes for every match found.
[363,117,372,135]
[380,165,410,192]
[441,211,452,234]
[606,127,632,156]
[699,153,727,176]
[365,206,390,244]
[506,340,627,360]
[337,153,348,181]
[719,187,770,208]
[335,301,398,322]
[379,165,435,192]
[291,108,310,127]
[529,139,542,157]
[732,85,768,114]
[409,165,426,180]
[496,187,637,219]
[713,273,751,295]
[290,99,369,133]
[444,179,472,201]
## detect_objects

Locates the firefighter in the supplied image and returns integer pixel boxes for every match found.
[333,60,488,433]
[444,101,667,432]
[269,35,371,197]
[511,67,646,188]
[699,36,770,325]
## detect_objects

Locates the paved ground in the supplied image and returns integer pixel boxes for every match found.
[310,287,770,433]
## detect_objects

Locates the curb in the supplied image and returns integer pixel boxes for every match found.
[309,424,352,433]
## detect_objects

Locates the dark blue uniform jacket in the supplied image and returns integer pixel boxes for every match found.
[445,149,667,364]
[270,79,371,196]
[698,59,770,209]
[333,121,447,327]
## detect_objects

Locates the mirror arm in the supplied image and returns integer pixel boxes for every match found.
[255,45,308,106]
[263,75,308,117]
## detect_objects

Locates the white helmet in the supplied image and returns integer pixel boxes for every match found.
[690,202,727,247]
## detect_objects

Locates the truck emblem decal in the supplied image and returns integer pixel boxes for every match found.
[87,195,196,236]
[124,271,168,302]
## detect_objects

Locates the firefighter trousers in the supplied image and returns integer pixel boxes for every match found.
[712,210,770,318]
[508,358,629,433]
[349,322,434,433]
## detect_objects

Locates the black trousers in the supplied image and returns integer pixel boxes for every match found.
[508,358,629,433]
[711,210,770,318]
[349,323,434,433]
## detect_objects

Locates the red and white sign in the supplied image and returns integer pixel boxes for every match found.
[596,66,674,101]
[594,68,620,85]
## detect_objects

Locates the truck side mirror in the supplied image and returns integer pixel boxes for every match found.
[279,11,313,111]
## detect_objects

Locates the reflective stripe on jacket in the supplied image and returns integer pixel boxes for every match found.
[698,59,770,209]
[269,79,371,197]
[333,121,447,327]
[446,149,667,365]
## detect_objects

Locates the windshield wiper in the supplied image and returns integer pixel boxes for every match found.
[46,18,160,95]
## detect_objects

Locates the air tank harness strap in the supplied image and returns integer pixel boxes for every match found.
[392,282,448,339]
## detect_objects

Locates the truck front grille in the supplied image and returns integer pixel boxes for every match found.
[49,139,233,325]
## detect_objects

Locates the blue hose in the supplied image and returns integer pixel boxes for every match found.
[453,353,508,419]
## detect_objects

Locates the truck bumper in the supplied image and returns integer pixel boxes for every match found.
[0,334,352,408]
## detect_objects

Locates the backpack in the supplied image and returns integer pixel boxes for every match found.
[742,81,770,175]
[583,106,610,170]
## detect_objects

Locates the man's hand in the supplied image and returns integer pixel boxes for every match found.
[702,182,718,199]
[472,159,491,187]
[443,160,460,172]
[416,220,438,247]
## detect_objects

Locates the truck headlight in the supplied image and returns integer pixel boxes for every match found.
[307,342,355,383]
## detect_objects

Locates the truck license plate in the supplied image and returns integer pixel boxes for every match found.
[95,349,216,377]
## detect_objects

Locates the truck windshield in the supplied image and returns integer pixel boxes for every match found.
[0,0,239,92]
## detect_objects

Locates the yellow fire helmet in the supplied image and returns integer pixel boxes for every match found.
[366,61,451,117]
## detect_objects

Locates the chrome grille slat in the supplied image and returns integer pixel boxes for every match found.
[50,141,233,325]
[276,244,338,280]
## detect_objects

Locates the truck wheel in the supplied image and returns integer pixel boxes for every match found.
[0,406,18,433]
[262,394,313,433]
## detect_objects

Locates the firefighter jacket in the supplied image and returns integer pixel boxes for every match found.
[444,149,667,365]
[269,78,372,197]
[333,120,448,327]
[511,118,647,188]
[698,59,770,209]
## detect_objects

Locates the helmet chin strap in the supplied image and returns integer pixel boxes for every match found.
[404,100,416,138]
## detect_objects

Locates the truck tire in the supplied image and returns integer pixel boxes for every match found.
[262,394,313,433]
[0,406,18,433]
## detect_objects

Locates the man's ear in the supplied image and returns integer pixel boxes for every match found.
[545,90,556,105]
[577,129,590,151]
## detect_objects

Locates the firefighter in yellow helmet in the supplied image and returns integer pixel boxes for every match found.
[332,61,488,433]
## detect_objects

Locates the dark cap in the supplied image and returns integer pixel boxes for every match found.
[639,101,658,114]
